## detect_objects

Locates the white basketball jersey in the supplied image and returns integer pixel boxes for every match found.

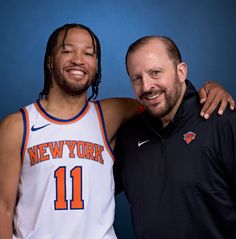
[14,100,117,239]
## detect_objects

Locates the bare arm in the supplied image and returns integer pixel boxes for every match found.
[100,83,235,147]
[100,98,140,148]
[0,112,23,239]
[198,81,235,119]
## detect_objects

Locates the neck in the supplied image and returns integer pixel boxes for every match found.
[40,88,88,119]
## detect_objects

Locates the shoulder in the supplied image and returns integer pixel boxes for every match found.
[220,108,236,131]
[100,98,139,115]
[0,111,24,147]
[0,111,23,130]
[96,98,140,143]
[99,97,141,125]
[117,113,145,139]
[212,107,236,124]
[204,107,236,136]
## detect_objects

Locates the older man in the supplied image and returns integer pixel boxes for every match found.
[114,36,236,238]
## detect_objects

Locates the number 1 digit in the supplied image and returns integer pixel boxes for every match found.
[54,166,84,210]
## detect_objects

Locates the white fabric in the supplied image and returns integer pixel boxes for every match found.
[13,101,116,239]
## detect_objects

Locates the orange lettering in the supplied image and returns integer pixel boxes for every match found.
[85,142,94,160]
[38,143,49,162]
[48,141,64,158]
[65,140,76,158]
[94,144,104,164]
[28,146,39,166]
[77,141,85,158]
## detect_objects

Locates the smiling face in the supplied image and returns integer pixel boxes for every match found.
[48,27,97,96]
[126,38,187,124]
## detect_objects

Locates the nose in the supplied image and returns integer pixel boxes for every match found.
[141,75,153,92]
[71,52,84,65]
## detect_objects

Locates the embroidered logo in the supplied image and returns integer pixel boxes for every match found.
[31,124,51,131]
[138,140,150,147]
[183,131,196,144]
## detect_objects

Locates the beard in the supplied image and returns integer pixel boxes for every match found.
[52,68,95,96]
[142,75,183,119]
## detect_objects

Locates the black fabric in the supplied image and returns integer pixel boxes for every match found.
[114,80,236,239]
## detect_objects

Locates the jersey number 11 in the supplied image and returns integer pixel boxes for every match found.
[54,166,84,210]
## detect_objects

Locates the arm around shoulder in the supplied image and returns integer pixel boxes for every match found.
[100,98,141,143]
[0,112,23,239]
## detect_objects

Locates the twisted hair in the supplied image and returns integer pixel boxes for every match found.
[39,23,101,100]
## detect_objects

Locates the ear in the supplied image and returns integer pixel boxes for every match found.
[177,62,187,82]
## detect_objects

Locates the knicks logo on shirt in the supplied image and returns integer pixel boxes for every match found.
[183,131,196,144]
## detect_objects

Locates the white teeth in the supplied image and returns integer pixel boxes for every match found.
[69,70,85,75]
[146,93,161,100]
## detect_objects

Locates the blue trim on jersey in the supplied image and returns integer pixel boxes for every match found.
[96,101,115,156]
[36,100,88,123]
[20,108,27,159]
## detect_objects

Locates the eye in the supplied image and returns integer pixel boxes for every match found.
[131,76,141,84]
[150,70,160,78]
[85,51,95,56]
[62,49,72,54]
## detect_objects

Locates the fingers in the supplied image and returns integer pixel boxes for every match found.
[215,96,235,116]
[200,92,235,119]
[198,85,207,104]
[217,96,229,115]
[228,96,235,110]
[199,81,235,119]
[200,90,217,119]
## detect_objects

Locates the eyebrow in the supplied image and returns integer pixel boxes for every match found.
[60,43,94,49]
[148,67,162,72]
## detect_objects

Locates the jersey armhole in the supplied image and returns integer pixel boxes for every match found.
[94,101,115,161]
[20,108,29,164]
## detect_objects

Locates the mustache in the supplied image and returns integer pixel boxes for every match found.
[139,89,163,100]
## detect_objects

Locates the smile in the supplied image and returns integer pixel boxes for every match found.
[144,92,163,100]
[68,69,85,76]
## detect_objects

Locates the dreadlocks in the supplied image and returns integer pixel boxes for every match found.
[39,23,102,101]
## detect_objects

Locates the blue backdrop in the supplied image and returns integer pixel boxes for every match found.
[1,0,236,238]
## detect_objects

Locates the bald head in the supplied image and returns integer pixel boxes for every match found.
[125,36,182,74]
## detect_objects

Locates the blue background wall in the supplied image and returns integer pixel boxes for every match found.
[1,0,235,238]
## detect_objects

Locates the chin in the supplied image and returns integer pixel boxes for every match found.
[146,106,166,118]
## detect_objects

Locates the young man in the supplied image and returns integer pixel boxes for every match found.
[0,23,234,239]
[114,36,236,238]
